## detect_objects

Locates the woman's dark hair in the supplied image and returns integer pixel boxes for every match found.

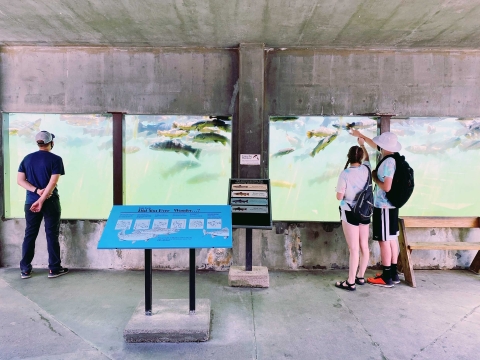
[344,146,364,169]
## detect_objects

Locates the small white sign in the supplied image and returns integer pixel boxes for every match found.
[240,154,261,165]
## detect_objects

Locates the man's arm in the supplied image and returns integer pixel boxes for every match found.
[17,172,37,193]
[372,172,393,192]
[17,172,50,197]
[350,129,377,149]
[29,174,61,212]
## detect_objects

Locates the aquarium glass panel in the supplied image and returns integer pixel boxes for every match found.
[4,113,113,219]
[269,116,378,221]
[392,117,480,216]
[124,115,231,206]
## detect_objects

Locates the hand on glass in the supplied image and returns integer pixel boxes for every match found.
[350,129,361,138]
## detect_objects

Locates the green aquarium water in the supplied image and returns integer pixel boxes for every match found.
[391,117,480,216]
[124,115,231,207]
[269,116,480,221]
[269,116,378,222]
[4,114,479,220]
[4,114,232,219]
[5,113,113,219]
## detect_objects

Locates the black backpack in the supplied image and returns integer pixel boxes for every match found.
[376,153,414,208]
[349,165,374,221]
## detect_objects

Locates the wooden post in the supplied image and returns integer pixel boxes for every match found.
[397,218,416,287]
[470,251,480,274]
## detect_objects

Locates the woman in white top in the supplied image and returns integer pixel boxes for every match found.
[334,137,371,291]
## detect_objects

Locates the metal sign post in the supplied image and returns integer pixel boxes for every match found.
[145,249,152,315]
[246,228,253,271]
[189,248,196,314]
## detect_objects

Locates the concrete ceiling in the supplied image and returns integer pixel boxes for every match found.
[1,0,480,49]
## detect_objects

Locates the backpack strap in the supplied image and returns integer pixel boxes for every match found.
[375,153,397,172]
[353,164,372,202]
[362,164,372,191]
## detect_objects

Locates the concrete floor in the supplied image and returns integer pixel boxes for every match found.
[0,268,479,360]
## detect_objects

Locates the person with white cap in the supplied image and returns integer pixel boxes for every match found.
[17,130,68,279]
[351,129,402,288]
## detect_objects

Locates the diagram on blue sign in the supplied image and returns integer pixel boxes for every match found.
[171,219,187,229]
[114,216,228,244]
[117,228,180,243]
[152,219,169,228]
[189,219,205,229]
[207,218,222,229]
[203,228,230,238]
[134,219,151,230]
[115,219,133,230]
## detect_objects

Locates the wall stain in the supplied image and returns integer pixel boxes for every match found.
[198,248,232,271]
[284,224,302,269]
[116,249,122,259]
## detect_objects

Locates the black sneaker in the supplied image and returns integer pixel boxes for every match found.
[21,270,33,279]
[392,273,400,284]
[376,272,400,284]
[48,268,69,278]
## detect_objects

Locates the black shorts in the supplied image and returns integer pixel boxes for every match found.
[372,207,399,241]
[339,206,371,226]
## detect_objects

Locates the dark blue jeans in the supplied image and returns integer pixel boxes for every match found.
[20,196,62,273]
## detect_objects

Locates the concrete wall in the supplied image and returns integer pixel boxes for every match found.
[1,218,478,270]
[266,49,480,118]
[1,46,480,271]
[1,46,238,114]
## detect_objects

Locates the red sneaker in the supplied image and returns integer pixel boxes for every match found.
[367,276,394,287]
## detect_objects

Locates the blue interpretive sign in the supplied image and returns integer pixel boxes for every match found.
[97,205,233,249]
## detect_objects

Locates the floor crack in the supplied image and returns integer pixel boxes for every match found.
[339,296,389,360]
[411,303,480,359]
[251,289,258,359]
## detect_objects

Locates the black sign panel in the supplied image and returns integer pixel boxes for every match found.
[228,179,272,229]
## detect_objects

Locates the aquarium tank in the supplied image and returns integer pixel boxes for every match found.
[391,117,480,216]
[4,113,479,220]
[4,113,113,219]
[269,116,378,222]
[268,116,480,221]
[124,115,231,206]
[4,114,231,219]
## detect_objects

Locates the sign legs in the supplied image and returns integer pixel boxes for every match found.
[189,248,196,314]
[246,228,253,271]
[145,249,152,315]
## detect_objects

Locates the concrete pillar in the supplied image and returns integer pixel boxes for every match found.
[380,114,392,133]
[0,112,4,221]
[111,112,124,205]
[234,43,266,179]
[229,44,269,287]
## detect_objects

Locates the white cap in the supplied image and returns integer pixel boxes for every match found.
[35,131,55,144]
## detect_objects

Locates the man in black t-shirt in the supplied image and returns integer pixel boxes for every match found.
[17,130,68,279]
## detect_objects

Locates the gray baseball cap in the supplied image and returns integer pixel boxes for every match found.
[35,131,55,144]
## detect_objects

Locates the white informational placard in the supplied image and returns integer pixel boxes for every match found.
[240,154,261,165]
